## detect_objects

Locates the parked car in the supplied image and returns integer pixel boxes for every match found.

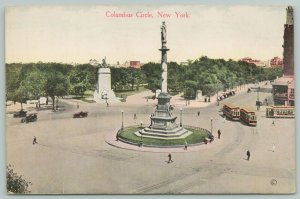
[73,111,88,118]
[13,110,27,118]
[21,113,37,123]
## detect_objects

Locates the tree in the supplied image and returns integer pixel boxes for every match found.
[22,70,46,106]
[183,80,198,99]
[141,62,161,92]
[69,64,96,97]
[128,67,142,90]
[44,71,70,110]
[7,164,32,194]
[14,84,30,110]
[6,64,22,104]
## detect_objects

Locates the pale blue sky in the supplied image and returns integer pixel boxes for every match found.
[6,5,286,64]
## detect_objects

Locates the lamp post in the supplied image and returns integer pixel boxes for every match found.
[210,117,213,134]
[121,110,124,130]
[180,108,183,127]
[256,86,260,110]
[139,129,143,147]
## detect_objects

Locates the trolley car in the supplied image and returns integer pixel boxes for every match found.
[266,106,295,118]
[223,104,240,121]
[240,108,257,126]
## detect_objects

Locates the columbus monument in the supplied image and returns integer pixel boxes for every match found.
[136,22,191,139]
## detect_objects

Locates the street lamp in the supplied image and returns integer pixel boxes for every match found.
[210,117,213,134]
[121,110,124,130]
[256,86,260,110]
[180,108,183,127]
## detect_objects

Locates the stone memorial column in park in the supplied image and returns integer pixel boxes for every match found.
[137,22,190,139]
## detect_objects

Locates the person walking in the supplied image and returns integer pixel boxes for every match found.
[272,144,276,152]
[167,153,173,163]
[272,120,275,125]
[33,136,38,145]
[197,111,200,117]
[217,129,221,139]
[246,150,250,161]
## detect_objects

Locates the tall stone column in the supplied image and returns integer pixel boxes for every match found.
[159,21,169,93]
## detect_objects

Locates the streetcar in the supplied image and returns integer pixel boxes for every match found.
[266,106,295,118]
[223,104,240,121]
[240,108,257,126]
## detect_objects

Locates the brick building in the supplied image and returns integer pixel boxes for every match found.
[270,56,283,68]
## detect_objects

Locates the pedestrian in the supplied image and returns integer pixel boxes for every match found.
[197,111,200,116]
[272,144,276,152]
[167,153,173,163]
[272,120,275,125]
[33,136,38,145]
[246,150,250,161]
[77,103,79,109]
[134,113,137,120]
[223,117,226,123]
[184,141,188,150]
[217,129,221,139]
[106,102,109,107]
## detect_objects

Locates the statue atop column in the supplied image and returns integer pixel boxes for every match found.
[161,21,167,43]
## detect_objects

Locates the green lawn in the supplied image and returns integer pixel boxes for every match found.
[118,126,210,146]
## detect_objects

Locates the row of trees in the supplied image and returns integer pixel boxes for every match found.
[141,57,282,99]
[6,56,282,109]
[6,62,143,109]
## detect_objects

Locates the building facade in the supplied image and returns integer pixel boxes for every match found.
[272,6,294,106]
[270,56,283,68]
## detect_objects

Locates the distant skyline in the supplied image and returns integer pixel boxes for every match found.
[5,5,286,64]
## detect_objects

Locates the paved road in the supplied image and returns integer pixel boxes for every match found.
[6,86,295,194]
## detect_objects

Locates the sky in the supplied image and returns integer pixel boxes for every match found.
[5,4,286,64]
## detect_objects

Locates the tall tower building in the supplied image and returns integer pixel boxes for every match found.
[272,6,295,106]
[283,6,294,76]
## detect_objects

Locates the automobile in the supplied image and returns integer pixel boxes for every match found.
[73,111,88,118]
[13,110,27,118]
[21,113,37,123]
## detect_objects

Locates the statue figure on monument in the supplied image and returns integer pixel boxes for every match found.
[100,57,109,68]
[161,21,167,42]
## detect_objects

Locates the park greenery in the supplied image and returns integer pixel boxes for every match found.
[6,56,282,109]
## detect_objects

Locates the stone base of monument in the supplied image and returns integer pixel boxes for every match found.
[93,90,120,103]
[135,127,192,139]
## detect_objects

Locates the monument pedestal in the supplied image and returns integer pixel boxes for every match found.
[138,92,190,139]
[94,67,119,103]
